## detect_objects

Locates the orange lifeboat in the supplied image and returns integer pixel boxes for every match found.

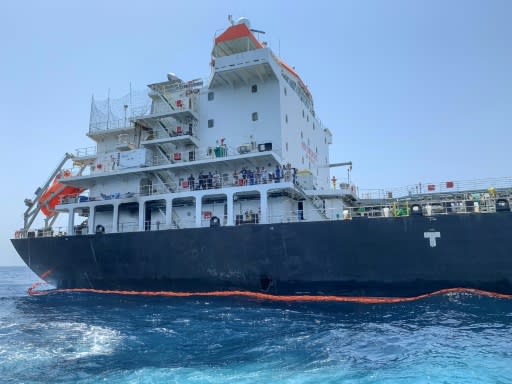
[38,170,84,217]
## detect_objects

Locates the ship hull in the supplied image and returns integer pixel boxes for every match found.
[11,213,512,297]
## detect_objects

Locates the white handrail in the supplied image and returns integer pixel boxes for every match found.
[74,146,97,157]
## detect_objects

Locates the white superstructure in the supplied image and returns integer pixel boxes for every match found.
[24,18,355,237]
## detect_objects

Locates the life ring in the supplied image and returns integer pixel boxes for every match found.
[210,216,221,227]
[95,224,105,234]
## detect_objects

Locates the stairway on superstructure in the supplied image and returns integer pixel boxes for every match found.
[294,183,329,220]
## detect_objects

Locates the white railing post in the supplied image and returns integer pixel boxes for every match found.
[112,203,119,233]
[88,207,95,234]
[226,192,234,226]
[67,210,74,235]
[260,191,268,224]
[166,198,173,229]
[138,202,145,231]
[195,196,202,228]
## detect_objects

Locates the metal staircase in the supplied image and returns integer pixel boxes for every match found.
[293,183,329,220]
[158,121,171,136]
[310,194,327,218]
[156,207,181,229]
[152,172,176,193]
[156,145,173,163]
[150,84,176,112]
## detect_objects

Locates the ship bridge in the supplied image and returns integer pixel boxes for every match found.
[212,20,263,57]
[210,48,277,88]
[209,19,276,88]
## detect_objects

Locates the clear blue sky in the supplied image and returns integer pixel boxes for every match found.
[1,0,511,265]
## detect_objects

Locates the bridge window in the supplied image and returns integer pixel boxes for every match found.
[208,92,214,101]
[208,119,214,128]
[252,112,259,121]
[251,84,258,93]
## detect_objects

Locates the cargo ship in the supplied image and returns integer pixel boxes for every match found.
[11,18,512,297]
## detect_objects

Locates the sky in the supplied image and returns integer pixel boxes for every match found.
[0,0,511,265]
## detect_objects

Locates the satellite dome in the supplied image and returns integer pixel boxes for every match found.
[236,17,251,28]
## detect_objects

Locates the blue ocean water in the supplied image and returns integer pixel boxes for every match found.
[1,267,512,383]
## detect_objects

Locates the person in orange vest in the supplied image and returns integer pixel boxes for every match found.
[331,176,337,189]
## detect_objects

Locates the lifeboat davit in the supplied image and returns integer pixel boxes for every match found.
[38,170,84,217]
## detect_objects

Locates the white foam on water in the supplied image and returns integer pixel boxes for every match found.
[154,327,176,335]
[1,321,123,364]
[87,365,350,384]
[69,322,123,359]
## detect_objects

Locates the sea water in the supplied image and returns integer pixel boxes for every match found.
[0,266,511,384]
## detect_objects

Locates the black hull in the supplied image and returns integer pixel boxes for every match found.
[11,213,512,297]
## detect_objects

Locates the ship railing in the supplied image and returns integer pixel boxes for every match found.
[339,198,508,220]
[142,220,168,231]
[147,92,200,115]
[148,172,293,196]
[67,141,280,177]
[140,219,196,230]
[358,176,512,200]
[142,126,199,141]
[267,213,301,224]
[89,118,136,133]
[57,172,295,206]
[14,227,68,239]
[149,78,204,95]
[118,220,198,232]
[74,143,278,174]
[170,218,195,229]
[58,178,292,206]
[58,192,135,205]
[149,145,237,166]
[266,195,512,224]
[267,208,345,224]
[73,225,89,235]
[74,146,97,158]
[149,142,280,167]
[118,222,139,233]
